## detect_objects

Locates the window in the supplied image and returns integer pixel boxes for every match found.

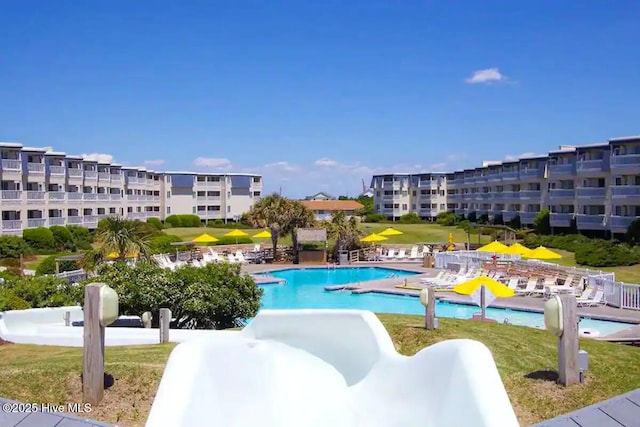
[192,207,196,213]
[412,191,416,197]
[402,204,407,210]
[227,206,231,212]
[440,204,445,210]
[166,191,171,198]
[167,207,171,214]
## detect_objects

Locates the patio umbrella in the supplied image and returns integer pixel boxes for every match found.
[192,233,219,244]
[454,275,515,321]
[225,228,249,244]
[503,242,532,256]
[523,246,562,260]
[360,233,389,243]
[252,230,272,239]
[106,251,138,259]
[447,232,455,251]
[378,227,403,236]
[477,240,510,254]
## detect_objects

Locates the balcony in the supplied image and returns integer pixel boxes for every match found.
[501,171,519,180]
[48,217,66,226]
[48,192,66,201]
[519,212,537,224]
[576,214,607,230]
[1,159,22,171]
[611,185,640,198]
[83,193,97,201]
[83,215,98,225]
[501,211,517,222]
[479,193,492,200]
[502,191,519,199]
[610,154,640,171]
[49,165,65,175]
[126,176,139,184]
[27,218,46,228]
[419,209,438,217]
[548,163,575,175]
[576,158,604,172]
[519,169,543,179]
[98,172,111,181]
[1,190,22,201]
[97,193,110,201]
[84,170,97,179]
[26,191,45,202]
[126,195,139,201]
[1,220,22,231]
[67,216,83,224]
[137,178,148,185]
[549,189,575,199]
[576,187,606,198]
[110,194,122,201]
[486,174,502,182]
[67,192,83,201]
[550,213,574,228]
[110,174,122,181]
[518,190,542,199]
[27,163,45,173]
[68,168,83,178]
[463,177,476,185]
[610,216,638,230]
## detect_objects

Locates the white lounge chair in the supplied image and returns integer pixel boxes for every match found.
[395,249,407,261]
[506,278,520,290]
[381,249,396,261]
[577,289,605,307]
[515,278,538,295]
[420,271,445,284]
[235,250,247,264]
[408,246,421,260]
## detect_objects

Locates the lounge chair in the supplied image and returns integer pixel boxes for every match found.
[395,249,407,261]
[506,278,520,290]
[408,246,421,260]
[577,290,605,307]
[381,249,396,261]
[515,278,538,295]
[575,287,595,303]
[420,271,445,284]
[235,250,247,264]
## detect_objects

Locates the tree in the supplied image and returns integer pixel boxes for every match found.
[245,194,293,260]
[534,209,551,235]
[93,216,156,261]
[284,200,316,258]
[324,211,362,259]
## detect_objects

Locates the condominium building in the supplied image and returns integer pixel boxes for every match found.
[0,142,262,235]
[372,135,640,236]
[370,173,448,220]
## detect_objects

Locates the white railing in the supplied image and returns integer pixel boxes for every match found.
[110,174,122,181]
[1,220,22,230]
[110,194,122,201]
[611,185,640,197]
[549,189,575,198]
[589,274,640,310]
[1,190,22,200]
[97,193,109,201]
[27,162,45,173]
[1,159,21,170]
[610,216,637,229]
[27,218,46,228]
[577,159,604,171]
[126,195,138,201]
[98,172,111,180]
[84,215,98,224]
[611,154,640,167]
[434,251,521,269]
[576,187,606,198]
[67,192,83,200]
[56,269,86,283]
[127,176,139,184]
[83,193,97,201]
[49,217,66,226]
[48,192,66,201]
[49,165,65,175]
[84,170,97,179]
[26,191,45,200]
[67,216,83,224]
[68,168,83,177]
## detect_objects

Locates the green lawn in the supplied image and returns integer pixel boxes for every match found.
[545,249,640,284]
[1,314,638,426]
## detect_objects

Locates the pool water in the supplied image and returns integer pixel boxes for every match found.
[258,267,634,336]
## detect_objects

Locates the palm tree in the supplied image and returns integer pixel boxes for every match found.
[326,211,362,260]
[246,194,291,260]
[285,201,316,260]
[94,216,155,261]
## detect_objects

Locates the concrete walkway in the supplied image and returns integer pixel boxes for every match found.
[0,397,114,426]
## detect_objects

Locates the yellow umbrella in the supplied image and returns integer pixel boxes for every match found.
[192,233,219,244]
[225,228,250,244]
[447,232,455,251]
[523,246,562,260]
[477,240,510,254]
[106,251,138,259]
[503,242,532,256]
[378,227,403,236]
[360,233,389,243]
[454,275,515,321]
[253,230,272,238]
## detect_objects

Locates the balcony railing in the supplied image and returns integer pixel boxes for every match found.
[550,213,574,227]
[68,168,83,177]
[519,212,537,224]
[126,195,139,201]
[1,220,22,231]
[49,165,66,175]
[548,163,575,175]
[576,214,607,229]
[67,192,83,200]
[610,154,640,168]
[501,211,517,221]
[611,185,640,197]
[610,216,638,230]
[83,193,97,201]
[127,176,139,184]
[27,218,46,228]
[48,217,66,226]
[549,189,575,199]
[1,159,22,171]
[84,170,97,179]
[137,178,147,185]
[519,169,543,179]
[97,193,110,201]
[83,215,98,224]
[67,216,83,224]
[1,190,22,201]
[98,172,111,180]
[27,162,45,173]
[110,194,122,201]
[110,174,122,181]
[501,171,519,180]
[26,191,45,201]
[576,159,604,172]
[486,174,502,182]
[502,191,519,199]
[576,187,606,198]
[518,190,542,199]
[48,192,66,201]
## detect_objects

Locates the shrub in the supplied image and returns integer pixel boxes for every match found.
[575,240,639,267]
[22,227,54,252]
[214,236,253,245]
[165,215,182,227]
[436,212,462,226]
[35,253,79,276]
[534,209,551,235]
[50,225,76,251]
[86,262,263,329]
[206,220,253,229]
[398,213,422,224]
[0,275,80,310]
[467,212,477,223]
[506,216,522,230]
[0,288,32,311]
[492,214,504,225]
[146,217,164,230]
[165,214,202,228]
[364,213,387,223]
[627,219,640,245]
[66,225,93,250]
[0,235,31,259]
[478,214,489,224]
[149,234,184,254]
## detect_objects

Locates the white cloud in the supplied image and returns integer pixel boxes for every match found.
[465,68,506,84]
[504,152,545,161]
[143,159,165,167]
[314,158,339,167]
[81,153,113,163]
[193,157,232,169]
[262,161,300,173]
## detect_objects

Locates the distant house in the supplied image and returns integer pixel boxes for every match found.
[359,188,374,198]
[304,191,335,201]
[300,200,364,221]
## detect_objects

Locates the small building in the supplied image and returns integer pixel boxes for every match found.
[295,227,328,264]
[359,188,374,198]
[299,200,364,221]
[304,191,335,201]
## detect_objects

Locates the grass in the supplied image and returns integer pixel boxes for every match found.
[1,315,639,426]
[545,249,640,284]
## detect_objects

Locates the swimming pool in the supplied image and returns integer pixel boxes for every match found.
[257,267,634,336]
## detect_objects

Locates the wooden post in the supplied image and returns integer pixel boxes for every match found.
[480,285,486,321]
[83,284,105,406]
[159,308,171,343]
[424,287,436,330]
[558,294,580,386]
[55,259,60,274]
[64,311,71,326]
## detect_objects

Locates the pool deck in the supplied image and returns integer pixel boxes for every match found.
[244,262,640,326]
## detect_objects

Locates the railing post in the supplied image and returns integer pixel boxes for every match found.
[159,308,171,343]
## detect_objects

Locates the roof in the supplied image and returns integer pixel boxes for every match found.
[299,200,364,211]
[296,228,327,243]
[304,191,335,200]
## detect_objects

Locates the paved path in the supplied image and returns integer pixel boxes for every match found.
[531,388,640,426]
[0,397,114,426]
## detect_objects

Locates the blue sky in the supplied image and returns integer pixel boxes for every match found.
[1,1,639,198]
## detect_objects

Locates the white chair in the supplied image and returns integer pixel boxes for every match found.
[421,271,445,284]
[577,289,605,307]
[408,246,420,260]
[235,250,247,264]
[381,249,396,261]
[515,278,538,295]
[395,249,407,261]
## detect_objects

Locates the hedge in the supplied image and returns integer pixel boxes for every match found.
[149,234,184,254]
[364,213,387,223]
[0,236,31,259]
[35,253,80,276]
[165,214,202,228]
[50,225,76,251]
[146,217,164,230]
[22,227,54,252]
